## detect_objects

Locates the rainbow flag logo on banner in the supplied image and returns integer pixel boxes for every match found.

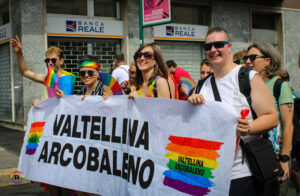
[163,135,224,195]
[25,122,46,155]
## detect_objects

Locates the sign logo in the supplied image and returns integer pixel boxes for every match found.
[163,135,223,195]
[11,171,24,184]
[26,121,46,155]
[166,26,174,36]
[66,20,76,32]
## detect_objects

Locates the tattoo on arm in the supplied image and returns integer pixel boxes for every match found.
[287,103,293,112]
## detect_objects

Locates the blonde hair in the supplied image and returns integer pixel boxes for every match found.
[233,50,247,61]
[45,46,63,58]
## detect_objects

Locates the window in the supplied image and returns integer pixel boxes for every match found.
[0,0,9,25]
[252,12,282,47]
[94,0,117,17]
[47,0,87,15]
[252,13,279,30]
[171,5,210,25]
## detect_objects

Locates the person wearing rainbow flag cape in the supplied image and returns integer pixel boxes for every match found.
[10,36,76,104]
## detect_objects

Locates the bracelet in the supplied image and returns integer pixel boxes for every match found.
[247,123,252,135]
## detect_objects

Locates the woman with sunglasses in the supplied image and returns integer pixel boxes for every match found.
[56,55,107,196]
[246,43,294,196]
[57,55,107,101]
[189,27,278,196]
[129,43,170,98]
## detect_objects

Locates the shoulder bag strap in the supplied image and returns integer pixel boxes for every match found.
[273,78,284,109]
[238,66,257,120]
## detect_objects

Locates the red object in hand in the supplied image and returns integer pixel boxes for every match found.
[241,109,250,120]
[235,109,250,152]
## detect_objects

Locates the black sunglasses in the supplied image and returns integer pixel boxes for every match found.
[79,70,95,77]
[44,58,58,64]
[243,54,267,62]
[135,51,154,60]
[203,41,229,51]
[129,70,136,74]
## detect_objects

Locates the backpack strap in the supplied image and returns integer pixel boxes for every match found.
[238,66,257,120]
[273,78,284,107]
[195,73,213,94]
[210,74,222,102]
[195,73,221,101]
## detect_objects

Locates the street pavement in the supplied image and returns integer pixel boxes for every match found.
[0,126,49,196]
[0,125,298,196]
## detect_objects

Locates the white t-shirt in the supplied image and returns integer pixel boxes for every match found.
[198,65,259,180]
[112,64,130,84]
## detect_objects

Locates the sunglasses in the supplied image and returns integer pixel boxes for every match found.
[44,58,58,64]
[79,70,95,77]
[129,70,136,74]
[234,60,245,64]
[243,54,267,62]
[135,51,154,60]
[203,41,229,51]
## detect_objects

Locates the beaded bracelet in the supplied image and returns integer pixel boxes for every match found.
[247,123,252,135]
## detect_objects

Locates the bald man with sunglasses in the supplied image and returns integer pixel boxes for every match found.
[10,36,75,103]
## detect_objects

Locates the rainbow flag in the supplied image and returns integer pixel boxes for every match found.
[180,77,196,95]
[44,69,76,98]
[44,66,57,87]
[163,135,224,195]
[25,121,46,155]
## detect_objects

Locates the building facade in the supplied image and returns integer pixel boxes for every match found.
[0,0,299,128]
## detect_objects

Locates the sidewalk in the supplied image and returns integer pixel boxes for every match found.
[0,125,24,186]
[0,125,48,195]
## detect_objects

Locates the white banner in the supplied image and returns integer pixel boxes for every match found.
[18,96,238,196]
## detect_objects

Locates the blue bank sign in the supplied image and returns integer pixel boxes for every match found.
[47,15,123,38]
[154,23,208,41]
[66,20,105,33]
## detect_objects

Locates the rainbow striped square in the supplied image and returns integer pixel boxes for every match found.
[163,135,224,195]
[25,122,46,155]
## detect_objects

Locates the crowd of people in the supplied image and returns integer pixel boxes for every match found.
[9,26,300,196]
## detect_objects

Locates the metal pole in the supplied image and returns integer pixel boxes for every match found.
[139,0,144,46]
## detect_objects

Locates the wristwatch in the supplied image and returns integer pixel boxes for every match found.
[279,155,290,162]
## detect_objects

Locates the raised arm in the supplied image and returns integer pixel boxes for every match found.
[10,35,45,83]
